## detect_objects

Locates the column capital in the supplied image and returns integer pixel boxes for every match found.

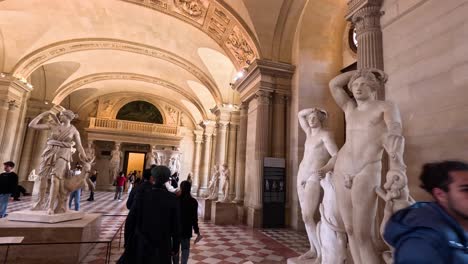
[352,5,383,35]
[232,59,295,103]
[345,0,383,20]
[255,90,271,105]
[194,129,204,143]
[201,120,216,136]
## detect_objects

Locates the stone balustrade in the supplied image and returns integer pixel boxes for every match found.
[89,117,178,136]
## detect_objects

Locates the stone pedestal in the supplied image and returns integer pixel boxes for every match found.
[8,210,85,223]
[19,180,34,193]
[0,213,101,264]
[287,257,309,264]
[196,197,212,221]
[211,201,238,225]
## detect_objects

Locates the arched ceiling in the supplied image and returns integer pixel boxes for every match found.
[0,0,260,124]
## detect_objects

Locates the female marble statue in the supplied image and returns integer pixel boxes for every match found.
[297,108,338,261]
[219,164,230,202]
[329,69,404,264]
[206,165,220,199]
[109,143,122,182]
[29,109,89,214]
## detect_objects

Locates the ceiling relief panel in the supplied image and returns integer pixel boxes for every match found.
[120,0,259,68]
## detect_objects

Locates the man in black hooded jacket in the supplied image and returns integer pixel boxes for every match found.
[120,166,180,264]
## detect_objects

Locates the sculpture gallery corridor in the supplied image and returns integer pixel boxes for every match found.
[0,0,467,263]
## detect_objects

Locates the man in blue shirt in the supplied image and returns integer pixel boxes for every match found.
[384,161,468,263]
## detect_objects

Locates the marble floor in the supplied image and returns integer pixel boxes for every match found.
[5,192,309,264]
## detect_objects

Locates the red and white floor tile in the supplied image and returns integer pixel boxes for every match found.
[6,192,310,264]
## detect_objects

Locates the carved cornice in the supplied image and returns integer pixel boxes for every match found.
[232,59,295,103]
[53,72,208,119]
[12,38,222,104]
[119,0,259,68]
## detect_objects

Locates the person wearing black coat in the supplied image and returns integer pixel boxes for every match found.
[173,180,200,264]
[119,166,180,264]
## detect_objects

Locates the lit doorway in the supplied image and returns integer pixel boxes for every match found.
[124,152,146,179]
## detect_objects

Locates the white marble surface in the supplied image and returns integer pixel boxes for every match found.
[8,210,85,223]
[0,236,24,244]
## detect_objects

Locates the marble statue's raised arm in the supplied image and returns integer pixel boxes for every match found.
[28,110,59,130]
[328,71,355,110]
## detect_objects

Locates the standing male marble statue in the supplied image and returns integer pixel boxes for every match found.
[206,165,220,199]
[296,108,338,261]
[109,143,122,182]
[219,164,230,202]
[329,69,403,264]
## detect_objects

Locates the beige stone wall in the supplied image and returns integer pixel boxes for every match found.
[382,0,468,200]
[288,0,347,228]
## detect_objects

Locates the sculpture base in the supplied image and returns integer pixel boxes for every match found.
[0,213,101,264]
[8,210,85,223]
[197,198,212,221]
[247,207,262,228]
[211,201,238,225]
[287,257,314,264]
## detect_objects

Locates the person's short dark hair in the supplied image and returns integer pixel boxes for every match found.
[142,168,151,181]
[3,161,15,168]
[180,180,192,197]
[152,166,171,186]
[420,160,468,193]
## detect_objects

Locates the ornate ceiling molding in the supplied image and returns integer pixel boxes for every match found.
[119,0,259,68]
[12,38,222,104]
[53,72,209,119]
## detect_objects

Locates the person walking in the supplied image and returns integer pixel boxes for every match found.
[87,169,98,201]
[174,180,200,264]
[384,161,468,263]
[119,166,180,264]
[0,161,18,218]
[114,172,126,201]
[69,189,81,211]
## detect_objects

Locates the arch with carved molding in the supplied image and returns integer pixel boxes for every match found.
[118,0,261,68]
[53,72,209,120]
[12,38,223,105]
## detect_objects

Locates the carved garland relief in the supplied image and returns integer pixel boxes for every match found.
[88,0,258,68]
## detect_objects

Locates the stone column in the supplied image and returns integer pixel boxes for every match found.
[210,127,217,170]
[232,59,295,227]
[251,91,271,209]
[234,103,248,203]
[0,76,33,163]
[0,100,20,162]
[199,121,215,195]
[30,129,48,172]
[17,123,35,181]
[216,121,229,166]
[0,101,8,142]
[347,0,384,97]
[272,94,287,158]
[192,129,204,194]
[227,121,238,200]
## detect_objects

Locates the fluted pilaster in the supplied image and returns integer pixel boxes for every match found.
[234,103,248,202]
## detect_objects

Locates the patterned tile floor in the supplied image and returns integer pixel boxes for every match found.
[6,192,309,264]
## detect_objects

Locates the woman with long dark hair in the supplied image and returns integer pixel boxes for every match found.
[174,180,200,264]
